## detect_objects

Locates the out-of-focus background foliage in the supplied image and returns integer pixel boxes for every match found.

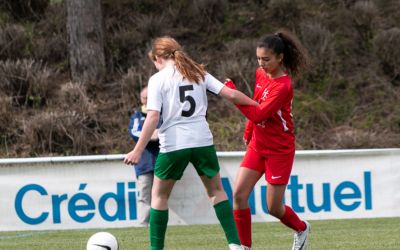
[0,0,399,157]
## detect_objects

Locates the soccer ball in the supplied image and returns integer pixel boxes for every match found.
[87,232,119,250]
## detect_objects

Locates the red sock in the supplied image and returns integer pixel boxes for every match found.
[233,208,252,247]
[280,205,306,232]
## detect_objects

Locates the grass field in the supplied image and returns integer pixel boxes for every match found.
[1,217,399,249]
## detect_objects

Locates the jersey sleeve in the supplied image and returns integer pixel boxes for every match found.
[236,82,290,123]
[243,120,254,142]
[204,73,224,95]
[241,72,260,141]
[146,75,162,112]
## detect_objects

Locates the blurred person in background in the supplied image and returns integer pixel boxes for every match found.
[128,86,161,227]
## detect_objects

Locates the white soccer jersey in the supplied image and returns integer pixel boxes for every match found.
[147,64,224,153]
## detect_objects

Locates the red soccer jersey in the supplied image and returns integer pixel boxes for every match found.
[239,68,295,155]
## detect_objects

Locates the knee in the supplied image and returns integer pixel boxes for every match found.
[206,185,224,199]
[152,189,169,202]
[233,189,248,205]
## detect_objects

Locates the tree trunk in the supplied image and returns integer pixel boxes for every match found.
[66,0,105,84]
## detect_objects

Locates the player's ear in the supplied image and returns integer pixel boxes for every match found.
[155,56,162,64]
[278,53,284,64]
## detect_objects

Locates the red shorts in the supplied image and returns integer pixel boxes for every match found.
[241,147,294,185]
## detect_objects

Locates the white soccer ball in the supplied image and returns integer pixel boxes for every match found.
[87,232,119,250]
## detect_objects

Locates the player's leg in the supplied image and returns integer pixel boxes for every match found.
[266,183,310,250]
[232,147,264,249]
[150,149,189,250]
[137,172,154,227]
[200,173,242,249]
[232,167,262,249]
[150,177,175,250]
[265,154,310,250]
[200,172,228,204]
[191,145,241,249]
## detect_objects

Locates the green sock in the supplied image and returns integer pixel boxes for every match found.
[150,208,168,250]
[214,200,241,245]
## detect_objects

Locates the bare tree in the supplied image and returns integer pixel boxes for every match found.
[66,0,105,84]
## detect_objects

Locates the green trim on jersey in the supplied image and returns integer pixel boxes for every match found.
[154,145,220,180]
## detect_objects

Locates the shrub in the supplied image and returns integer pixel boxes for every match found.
[214,39,258,96]
[215,57,255,96]
[105,28,145,71]
[268,0,303,28]
[299,21,335,78]
[348,73,399,130]
[373,0,400,27]
[0,0,49,21]
[0,24,30,60]
[188,0,227,24]
[209,113,247,151]
[19,81,105,156]
[320,125,400,149]
[0,59,56,107]
[351,1,378,48]
[22,110,99,155]
[33,34,67,67]
[116,67,153,113]
[134,13,171,41]
[33,3,67,65]
[373,27,400,81]
[53,82,96,115]
[0,92,13,135]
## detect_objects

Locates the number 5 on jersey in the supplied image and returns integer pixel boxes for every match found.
[179,85,196,117]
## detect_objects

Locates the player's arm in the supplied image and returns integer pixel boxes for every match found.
[243,120,253,145]
[219,85,258,106]
[225,80,289,123]
[237,85,288,123]
[233,78,256,145]
[150,129,159,141]
[204,73,257,106]
[124,110,160,165]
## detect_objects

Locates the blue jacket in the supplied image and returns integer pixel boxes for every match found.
[128,109,161,176]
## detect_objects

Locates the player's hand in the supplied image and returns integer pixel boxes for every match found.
[224,78,237,90]
[124,149,141,166]
[243,137,250,146]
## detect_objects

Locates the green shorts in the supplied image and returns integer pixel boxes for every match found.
[154,145,220,180]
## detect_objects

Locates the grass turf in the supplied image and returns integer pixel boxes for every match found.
[0,217,399,249]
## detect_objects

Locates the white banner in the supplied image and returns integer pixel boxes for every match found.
[0,149,399,231]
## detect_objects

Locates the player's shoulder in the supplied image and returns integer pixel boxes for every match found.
[268,75,292,93]
[149,69,165,83]
[277,75,293,94]
[255,67,264,78]
[150,65,175,82]
[277,75,292,85]
[254,68,268,88]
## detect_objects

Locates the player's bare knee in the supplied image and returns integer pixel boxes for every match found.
[233,189,248,206]
[206,187,223,199]
[152,191,170,201]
